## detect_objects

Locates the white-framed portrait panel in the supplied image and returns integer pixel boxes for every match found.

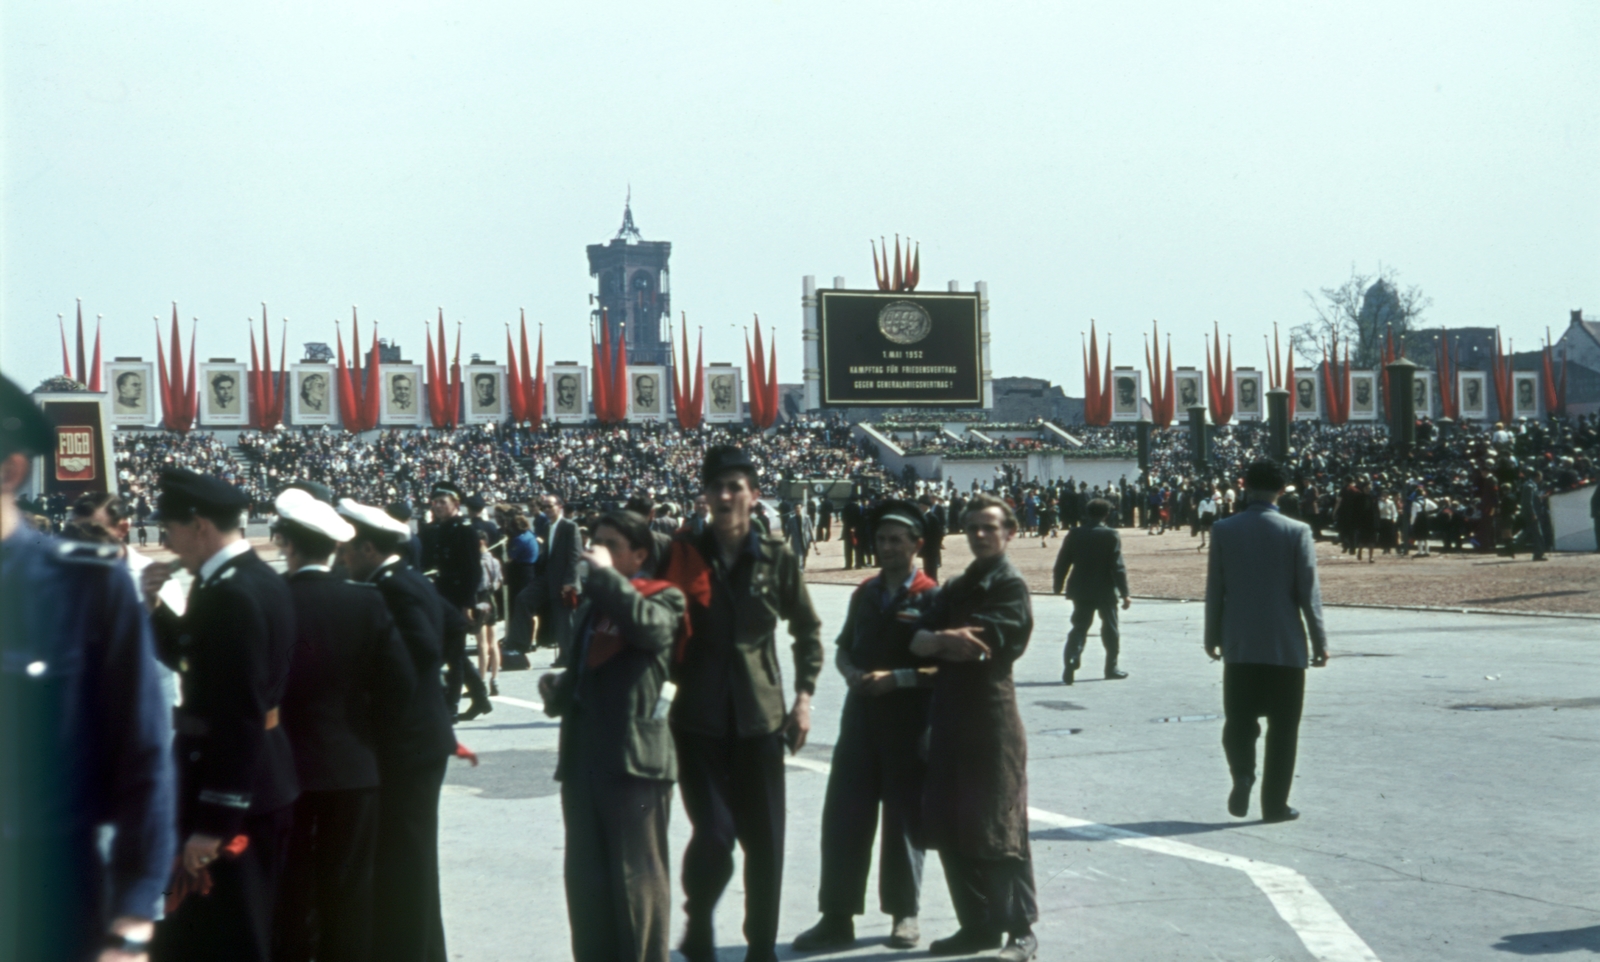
[1411,371,1433,417]
[1513,372,1539,418]
[106,360,156,426]
[547,365,588,423]
[1292,369,1320,420]
[705,365,743,423]
[1458,371,1488,420]
[380,364,424,425]
[1233,370,1264,420]
[627,366,666,422]
[1349,371,1378,420]
[1173,369,1203,413]
[291,364,336,425]
[199,362,248,426]
[1110,369,1142,421]
[464,365,505,424]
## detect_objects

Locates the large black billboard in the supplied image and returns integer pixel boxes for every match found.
[817,290,983,407]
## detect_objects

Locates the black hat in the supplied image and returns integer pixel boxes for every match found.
[463,494,487,510]
[384,501,414,523]
[869,499,926,539]
[154,466,250,522]
[701,445,758,487]
[0,374,54,459]
[430,480,463,501]
[281,480,335,505]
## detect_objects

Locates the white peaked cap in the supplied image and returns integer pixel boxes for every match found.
[337,498,412,539]
[274,488,356,543]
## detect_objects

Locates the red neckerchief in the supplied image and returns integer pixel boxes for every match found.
[858,569,939,596]
[585,577,680,668]
[659,538,714,663]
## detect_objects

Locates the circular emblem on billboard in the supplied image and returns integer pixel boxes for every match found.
[877,301,932,345]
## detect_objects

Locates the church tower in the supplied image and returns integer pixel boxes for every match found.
[587,195,673,369]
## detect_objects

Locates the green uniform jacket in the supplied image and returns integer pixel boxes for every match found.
[668,528,824,739]
[545,566,686,782]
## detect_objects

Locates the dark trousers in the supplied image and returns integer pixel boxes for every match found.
[152,804,294,962]
[1065,596,1120,673]
[273,788,379,962]
[372,758,447,962]
[818,694,927,919]
[443,629,488,711]
[1222,663,1305,817]
[938,846,1037,938]
[843,529,859,569]
[561,772,674,962]
[0,834,105,962]
[673,728,787,958]
[502,563,536,653]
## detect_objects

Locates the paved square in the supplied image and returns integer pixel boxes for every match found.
[442,584,1599,961]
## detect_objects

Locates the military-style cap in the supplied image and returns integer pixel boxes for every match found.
[337,498,412,540]
[274,488,355,542]
[281,480,336,505]
[701,445,758,486]
[429,480,464,501]
[384,501,414,523]
[869,498,926,539]
[0,373,54,458]
[463,494,487,510]
[154,466,250,521]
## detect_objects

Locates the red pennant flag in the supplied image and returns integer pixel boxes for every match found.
[891,236,903,291]
[764,331,779,428]
[249,325,263,429]
[518,311,536,424]
[60,314,73,379]
[594,313,613,424]
[88,315,103,392]
[746,322,764,427]
[335,326,359,429]
[183,321,198,430]
[432,310,449,426]
[425,323,442,428]
[1161,337,1175,426]
[530,325,545,427]
[691,329,705,428]
[74,300,87,386]
[154,318,172,427]
[1085,323,1102,426]
[363,326,382,431]
[1100,337,1114,426]
[506,324,525,423]
[271,319,288,427]
[449,324,463,429]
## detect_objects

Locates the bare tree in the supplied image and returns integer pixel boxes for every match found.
[1292,265,1431,369]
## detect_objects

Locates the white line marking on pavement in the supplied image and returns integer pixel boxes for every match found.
[489,695,545,712]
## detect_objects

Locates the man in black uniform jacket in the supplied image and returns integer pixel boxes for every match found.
[841,496,865,569]
[916,494,945,582]
[793,500,940,953]
[270,489,417,962]
[337,500,458,962]
[142,468,298,962]
[1052,498,1132,685]
[420,481,491,720]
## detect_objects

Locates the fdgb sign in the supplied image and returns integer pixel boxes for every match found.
[817,290,982,407]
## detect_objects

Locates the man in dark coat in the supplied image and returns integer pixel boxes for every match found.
[525,492,583,665]
[0,375,175,962]
[793,500,939,953]
[658,446,823,962]
[338,500,459,962]
[917,494,945,582]
[910,494,1038,962]
[841,496,865,569]
[144,469,299,962]
[271,490,417,962]
[1051,498,1132,685]
[420,481,491,720]
[539,510,686,962]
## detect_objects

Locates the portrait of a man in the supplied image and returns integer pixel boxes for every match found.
[299,372,329,413]
[209,372,240,414]
[1463,377,1484,412]
[471,372,499,412]
[1414,377,1428,411]
[389,374,416,412]
[1516,377,1536,412]
[633,373,659,413]
[554,374,580,413]
[115,371,145,410]
[1352,377,1374,412]
[1177,376,1200,409]
[1113,376,1137,413]
[1294,377,1315,412]
[1237,376,1260,413]
[710,374,737,414]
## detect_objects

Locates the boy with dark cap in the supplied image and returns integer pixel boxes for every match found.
[793,500,939,952]
[420,480,492,721]
[141,466,298,961]
[659,445,823,962]
[0,373,175,962]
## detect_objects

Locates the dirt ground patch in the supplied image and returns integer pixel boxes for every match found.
[802,525,1600,615]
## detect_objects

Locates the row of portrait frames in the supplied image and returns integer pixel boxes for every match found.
[107,361,157,425]
[1109,369,1142,421]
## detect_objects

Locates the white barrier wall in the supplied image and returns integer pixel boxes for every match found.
[1551,485,1598,552]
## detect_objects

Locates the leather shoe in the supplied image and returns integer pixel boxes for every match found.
[998,933,1039,962]
[886,915,919,949]
[792,914,855,952]
[679,920,715,962]
[1104,668,1129,680]
[1228,781,1252,818]
[1262,807,1300,824]
[1061,664,1075,685]
[928,928,1002,956]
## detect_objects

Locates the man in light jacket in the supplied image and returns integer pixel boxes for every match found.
[1204,459,1329,824]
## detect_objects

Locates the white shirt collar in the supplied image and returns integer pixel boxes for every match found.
[199,538,253,584]
[369,555,404,581]
[296,564,332,574]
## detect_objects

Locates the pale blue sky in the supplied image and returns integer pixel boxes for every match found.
[4,1,1596,395]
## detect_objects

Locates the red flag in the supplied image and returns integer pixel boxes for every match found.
[249,325,263,429]
[519,311,536,424]
[1542,329,1559,414]
[432,310,449,425]
[530,325,545,428]
[1161,337,1175,426]
[1145,322,1163,427]
[1085,323,1102,426]
[183,321,198,430]
[154,319,172,427]
[88,315,103,392]
[746,321,765,427]
[594,313,613,424]
[425,324,442,428]
[259,306,277,428]
[335,327,359,429]
[1100,337,1114,426]
[691,329,705,428]
[908,242,921,290]
[765,332,779,428]
[74,300,87,385]
[59,314,73,379]
[270,318,288,427]
[891,236,903,292]
[506,324,525,423]
[1221,336,1234,424]
[672,316,688,426]
[448,324,463,429]
[363,326,382,431]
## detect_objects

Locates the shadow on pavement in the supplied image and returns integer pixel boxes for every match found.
[1033,819,1245,843]
[1492,925,1600,954]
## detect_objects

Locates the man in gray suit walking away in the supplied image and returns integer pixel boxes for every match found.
[1052,498,1131,685]
[1204,460,1329,824]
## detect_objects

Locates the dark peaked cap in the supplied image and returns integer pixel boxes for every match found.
[701,445,758,486]
[155,466,250,521]
[869,498,926,539]
[0,373,53,458]
[430,480,464,501]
